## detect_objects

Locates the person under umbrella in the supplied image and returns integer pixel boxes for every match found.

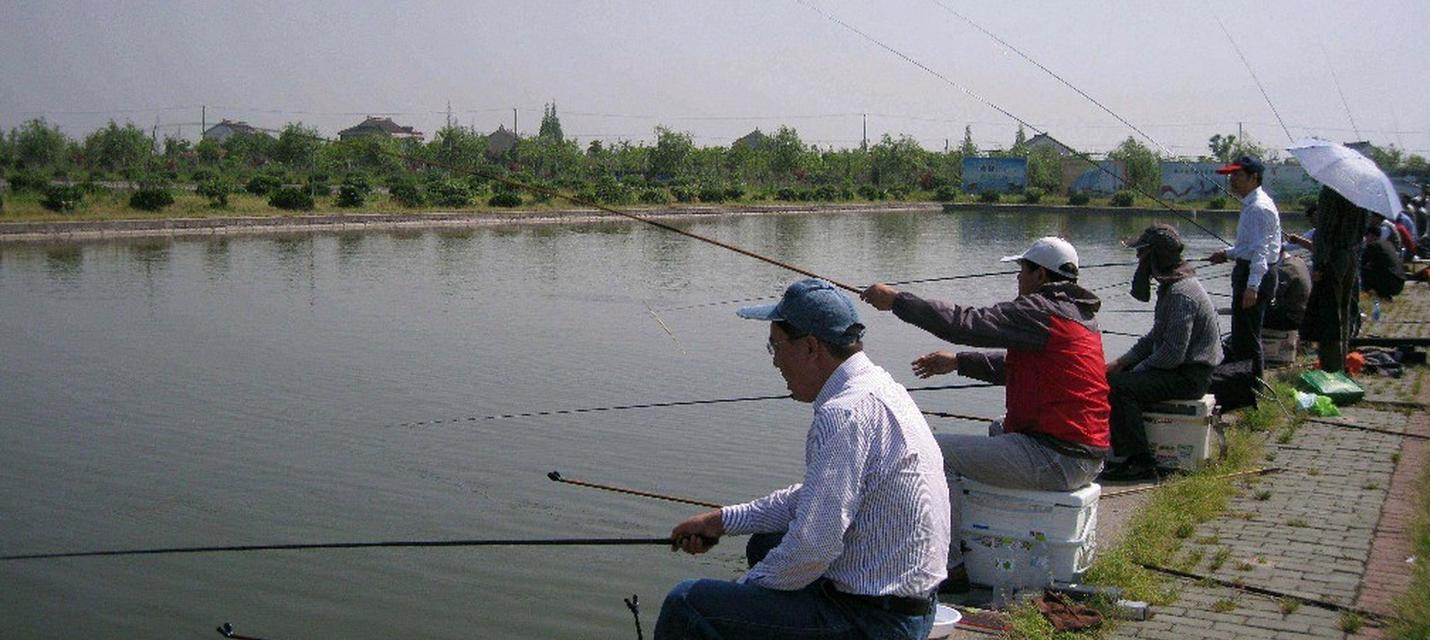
[1299,186,1368,373]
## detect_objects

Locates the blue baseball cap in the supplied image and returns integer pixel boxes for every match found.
[737,279,865,346]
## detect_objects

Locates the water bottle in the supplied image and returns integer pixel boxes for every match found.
[1372,299,1382,322]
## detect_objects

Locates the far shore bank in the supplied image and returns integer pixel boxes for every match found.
[0,201,1242,243]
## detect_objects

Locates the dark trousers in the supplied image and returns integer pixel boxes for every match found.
[1107,364,1214,461]
[1228,259,1278,383]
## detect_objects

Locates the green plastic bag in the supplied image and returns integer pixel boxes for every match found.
[1309,394,1340,417]
[1298,370,1364,405]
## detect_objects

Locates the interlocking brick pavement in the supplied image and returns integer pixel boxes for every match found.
[1113,282,1428,640]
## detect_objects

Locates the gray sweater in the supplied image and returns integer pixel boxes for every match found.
[1120,277,1222,371]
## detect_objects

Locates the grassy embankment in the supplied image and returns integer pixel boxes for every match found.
[0,188,1247,223]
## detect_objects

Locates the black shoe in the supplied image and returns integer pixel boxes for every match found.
[1101,458,1159,482]
[938,564,970,594]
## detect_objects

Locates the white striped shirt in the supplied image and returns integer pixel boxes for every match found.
[721,352,951,597]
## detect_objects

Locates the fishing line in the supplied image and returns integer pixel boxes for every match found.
[653,260,1143,313]
[793,0,1232,246]
[389,382,996,428]
[1,536,710,562]
[928,1,1235,201]
[1321,45,1362,140]
[1214,16,1294,143]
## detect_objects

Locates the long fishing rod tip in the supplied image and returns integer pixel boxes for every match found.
[547,471,563,481]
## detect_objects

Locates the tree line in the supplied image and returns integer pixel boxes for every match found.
[1,107,1422,215]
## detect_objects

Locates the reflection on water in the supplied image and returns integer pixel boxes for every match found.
[0,209,1241,640]
[44,243,83,281]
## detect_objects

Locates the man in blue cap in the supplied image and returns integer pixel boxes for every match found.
[1207,155,1281,386]
[654,278,951,640]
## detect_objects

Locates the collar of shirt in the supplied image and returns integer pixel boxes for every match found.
[812,351,873,410]
[1240,186,1265,208]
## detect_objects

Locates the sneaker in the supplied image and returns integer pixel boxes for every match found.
[938,564,971,594]
[1101,458,1159,482]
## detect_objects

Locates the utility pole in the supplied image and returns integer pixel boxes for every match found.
[862,113,867,151]
[1237,121,1243,141]
[201,105,206,138]
[446,100,453,129]
[513,108,518,135]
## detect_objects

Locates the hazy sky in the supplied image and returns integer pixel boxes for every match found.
[2,1,1426,157]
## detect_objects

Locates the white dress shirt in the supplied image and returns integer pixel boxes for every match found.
[1227,186,1283,288]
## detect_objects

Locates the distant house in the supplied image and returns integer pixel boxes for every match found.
[486,125,517,158]
[202,119,264,143]
[1345,141,1376,159]
[732,129,768,150]
[338,116,425,141]
[1025,132,1076,157]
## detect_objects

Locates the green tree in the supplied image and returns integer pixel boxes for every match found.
[273,123,322,169]
[869,134,927,189]
[1206,133,1270,163]
[195,138,224,166]
[429,125,488,173]
[959,125,978,157]
[223,131,275,167]
[538,102,564,141]
[1368,144,1404,173]
[1010,124,1029,157]
[1026,146,1063,192]
[82,121,153,175]
[767,126,809,182]
[1108,136,1160,194]
[649,126,694,179]
[12,118,71,170]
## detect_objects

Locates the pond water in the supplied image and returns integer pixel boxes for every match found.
[0,208,1239,639]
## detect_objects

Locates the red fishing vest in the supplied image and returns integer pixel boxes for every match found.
[1001,315,1111,449]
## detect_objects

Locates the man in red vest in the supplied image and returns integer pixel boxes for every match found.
[863,237,1110,590]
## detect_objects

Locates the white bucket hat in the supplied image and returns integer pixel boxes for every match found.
[1000,236,1079,279]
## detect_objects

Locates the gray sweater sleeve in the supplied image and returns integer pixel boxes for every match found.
[1124,284,1199,371]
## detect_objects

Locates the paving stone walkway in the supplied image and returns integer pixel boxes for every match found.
[1113,281,1428,640]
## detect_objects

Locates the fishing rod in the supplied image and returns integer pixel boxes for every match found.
[1099,467,1282,499]
[1304,418,1430,441]
[549,471,723,509]
[216,623,269,640]
[923,410,996,422]
[1215,16,1294,143]
[653,260,1144,313]
[1140,563,1384,622]
[389,382,995,428]
[793,0,1232,247]
[0,536,716,562]
[546,467,1274,511]
[928,1,1237,203]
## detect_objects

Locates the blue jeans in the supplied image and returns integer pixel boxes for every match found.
[653,579,935,640]
[654,533,936,640]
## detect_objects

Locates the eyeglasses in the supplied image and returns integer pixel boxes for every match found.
[766,335,806,354]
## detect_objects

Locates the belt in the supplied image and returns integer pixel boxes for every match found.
[821,581,934,617]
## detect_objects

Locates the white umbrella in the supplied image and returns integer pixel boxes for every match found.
[1286,138,1400,218]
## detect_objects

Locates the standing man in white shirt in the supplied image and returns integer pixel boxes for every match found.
[1207,155,1282,385]
[655,278,951,640]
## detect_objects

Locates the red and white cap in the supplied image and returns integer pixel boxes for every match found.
[1000,236,1080,279]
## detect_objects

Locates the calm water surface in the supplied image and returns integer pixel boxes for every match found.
[0,209,1238,639]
